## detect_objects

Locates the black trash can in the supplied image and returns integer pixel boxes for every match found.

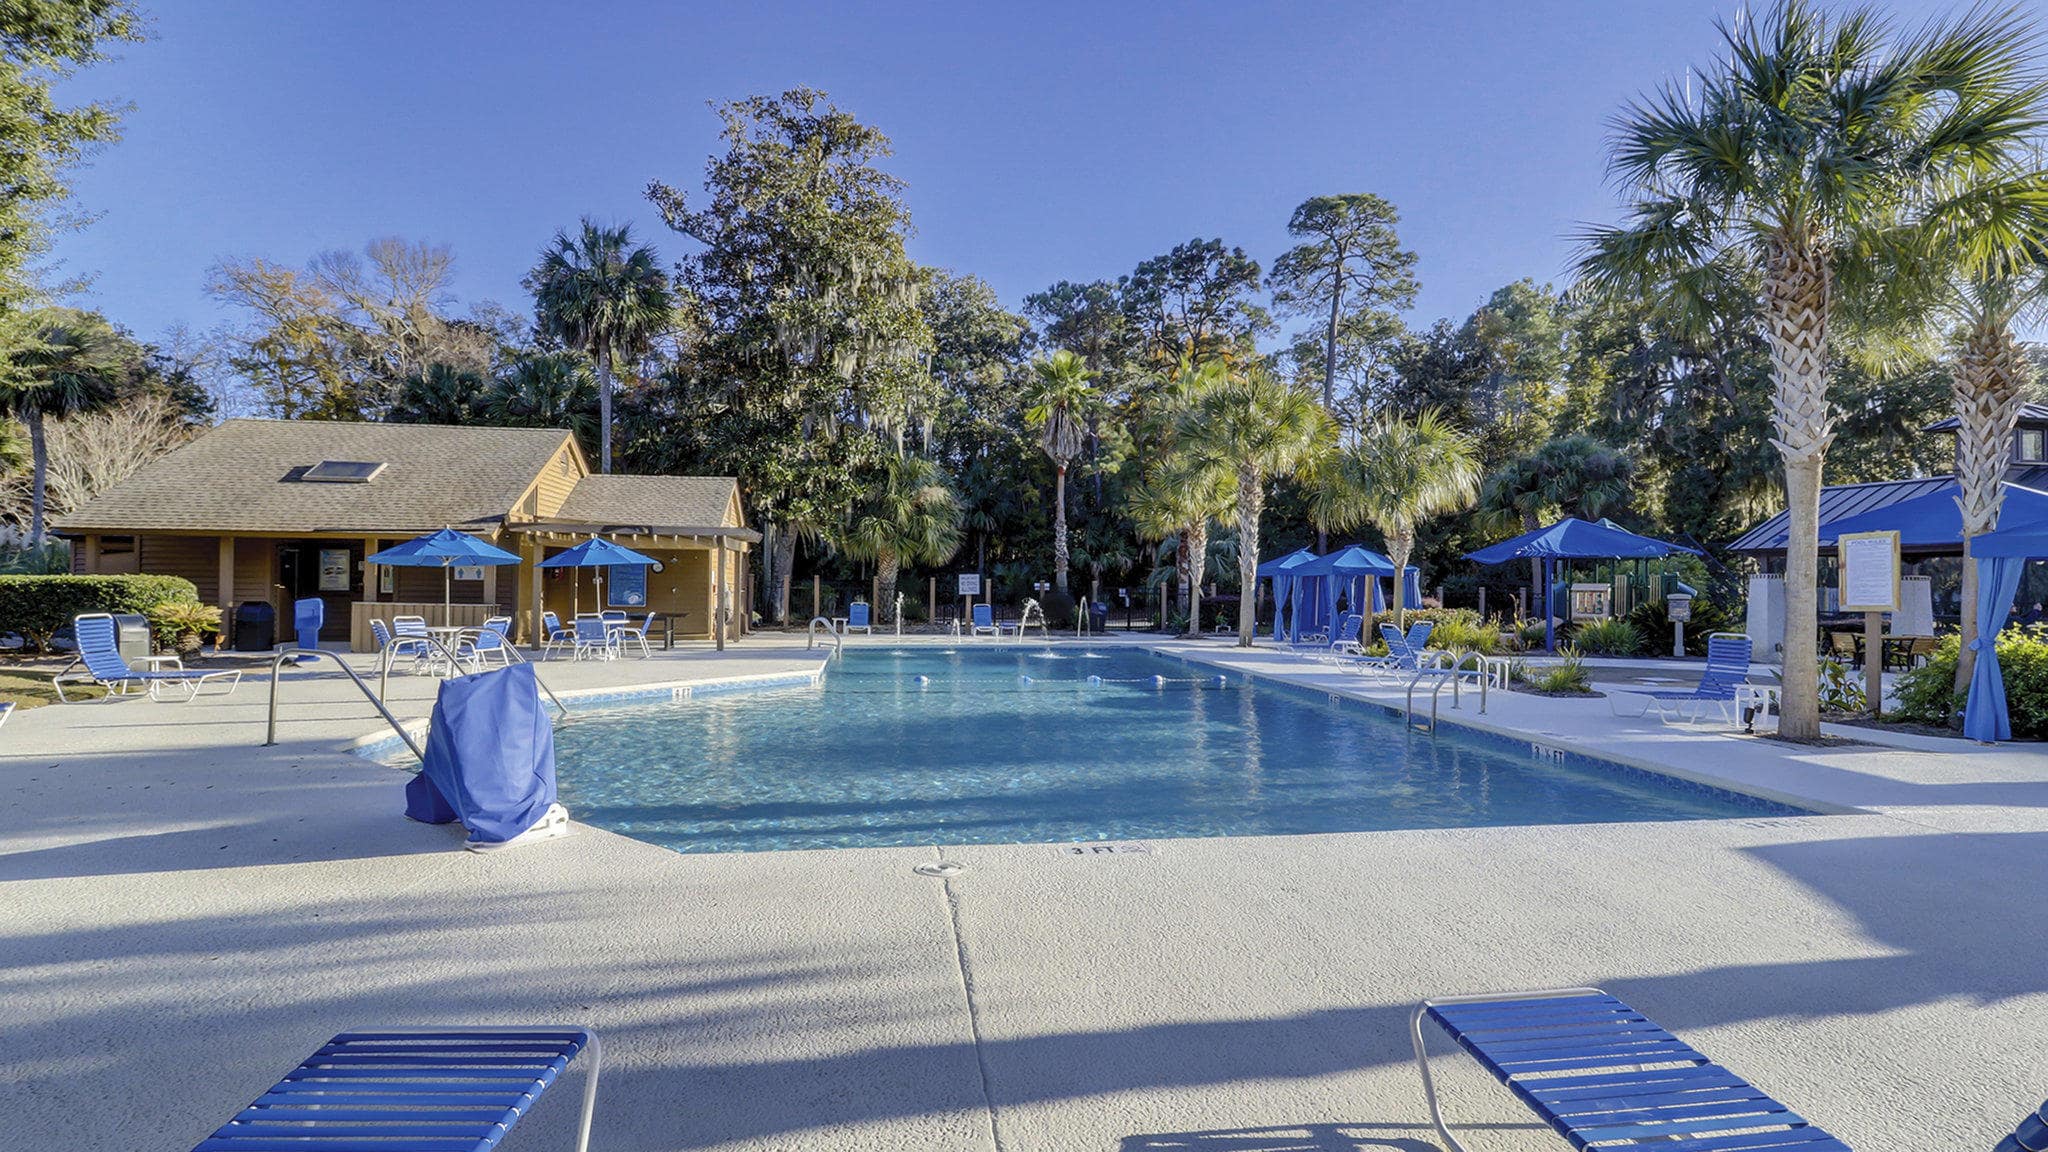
[111,613,153,665]
[234,600,276,651]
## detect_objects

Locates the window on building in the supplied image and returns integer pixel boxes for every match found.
[2020,428,2045,463]
[301,460,387,483]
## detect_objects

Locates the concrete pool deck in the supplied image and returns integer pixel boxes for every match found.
[4,635,2046,1150]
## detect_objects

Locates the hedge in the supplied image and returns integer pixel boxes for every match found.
[1892,625,2048,740]
[0,574,203,652]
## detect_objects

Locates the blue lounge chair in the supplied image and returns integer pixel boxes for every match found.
[0,701,13,729]
[1609,633,1753,724]
[53,613,241,703]
[1294,613,1364,660]
[846,602,872,635]
[190,1027,601,1152]
[1412,988,1849,1152]
[1998,1098,2047,1152]
[1350,620,1435,677]
[970,603,999,637]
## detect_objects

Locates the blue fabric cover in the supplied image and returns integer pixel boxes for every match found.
[405,662,558,844]
[1258,548,1316,639]
[1965,555,2026,743]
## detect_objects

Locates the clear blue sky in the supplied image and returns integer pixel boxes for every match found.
[55,0,1965,347]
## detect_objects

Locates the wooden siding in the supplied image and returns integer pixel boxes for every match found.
[139,535,220,603]
[526,444,583,519]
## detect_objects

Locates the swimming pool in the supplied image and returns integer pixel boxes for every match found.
[552,647,1807,854]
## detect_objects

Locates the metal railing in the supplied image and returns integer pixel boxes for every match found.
[376,631,565,715]
[807,616,842,658]
[1404,649,1488,732]
[267,636,568,761]
[264,647,427,761]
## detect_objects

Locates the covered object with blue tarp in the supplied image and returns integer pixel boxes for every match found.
[404,662,570,850]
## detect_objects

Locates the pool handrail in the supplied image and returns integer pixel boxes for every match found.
[807,616,842,658]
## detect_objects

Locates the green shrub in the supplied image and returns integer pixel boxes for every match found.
[1818,657,1866,712]
[1893,626,2048,739]
[147,600,224,653]
[1627,595,1740,656]
[1572,618,1645,656]
[1369,606,1503,653]
[1522,645,1592,693]
[0,574,202,652]
[1516,619,1548,649]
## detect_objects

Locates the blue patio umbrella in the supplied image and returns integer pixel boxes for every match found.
[1255,548,1317,640]
[1465,517,1700,650]
[366,528,521,626]
[537,536,658,617]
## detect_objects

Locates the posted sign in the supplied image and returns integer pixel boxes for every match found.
[957,573,982,597]
[1838,530,1902,613]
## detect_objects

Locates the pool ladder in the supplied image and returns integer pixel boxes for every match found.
[1405,650,1488,733]
[807,616,842,659]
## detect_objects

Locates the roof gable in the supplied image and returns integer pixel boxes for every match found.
[56,419,576,536]
[550,475,744,529]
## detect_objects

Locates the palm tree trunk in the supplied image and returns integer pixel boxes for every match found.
[1183,520,1207,637]
[1390,528,1415,632]
[595,345,615,474]
[1235,464,1262,647]
[768,525,798,625]
[1762,237,1835,741]
[877,546,900,625]
[1951,320,2029,698]
[26,409,48,547]
[1523,509,1542,618]
[1053,463,1070,592]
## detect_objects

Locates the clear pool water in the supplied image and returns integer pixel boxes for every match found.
[552,647,1806,854]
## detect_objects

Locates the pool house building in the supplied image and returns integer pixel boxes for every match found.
[53,419,757,649]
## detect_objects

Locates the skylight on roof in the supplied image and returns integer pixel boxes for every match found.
[301,460,387,483]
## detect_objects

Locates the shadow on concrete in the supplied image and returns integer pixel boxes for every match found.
[1117,1122,1479,1151]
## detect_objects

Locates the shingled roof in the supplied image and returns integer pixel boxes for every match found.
[552,474,742,530]
[56,419,576,535]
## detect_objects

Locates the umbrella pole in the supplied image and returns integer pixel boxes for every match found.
[1543,558,1555,652]
[444,566,452,627]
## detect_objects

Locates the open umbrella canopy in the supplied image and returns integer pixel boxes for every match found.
[1821,483,2048,550]
[1464,517,1699,564]
[536,537,658,568]
[366,527,520,568]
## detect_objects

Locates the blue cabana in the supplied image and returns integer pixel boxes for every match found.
[1963,518,2048,742]
[1289,545,1397,643]
[1465,517,1701,650]
[1256,548,1318,640]
[1822,482,2048,549]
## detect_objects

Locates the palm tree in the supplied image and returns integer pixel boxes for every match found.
[1178,363,1334,645]
[1314,409,1480,630]
[1478,436,1636,601]
[1023,350,1097,593]
[1127,454,1232,635]
[1884,170,2048,695]
[486,352,600,450]
[524,219,673,473]
[1577,0,2043,739]
[839,454,964,625]
[1,308,124,545]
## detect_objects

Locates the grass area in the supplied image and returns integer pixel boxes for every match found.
[0,666,102,707]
